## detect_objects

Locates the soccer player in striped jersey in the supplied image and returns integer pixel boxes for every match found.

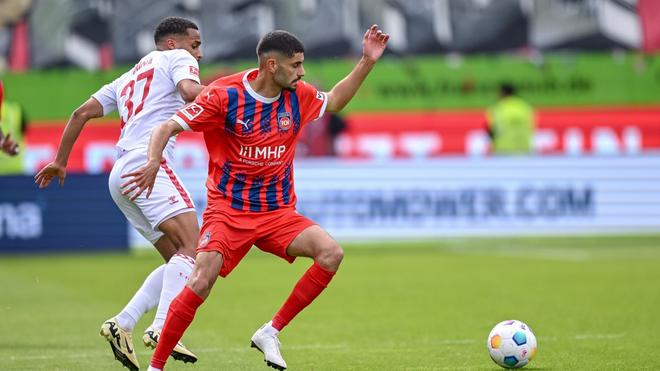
[34,17,205,370]
[125,25,389,371]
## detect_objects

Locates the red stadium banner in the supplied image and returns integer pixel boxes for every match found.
[25,107,660,173]
[24,119,206,174]
[337,106,660,158]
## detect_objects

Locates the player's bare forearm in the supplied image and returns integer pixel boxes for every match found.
[121,119,183,200]
[147,119,183,165]
[55,98,104,166]
[35,98,103,188]
[325,57,376,112]
[326,25,389,113]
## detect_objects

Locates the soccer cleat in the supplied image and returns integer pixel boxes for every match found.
[143,326,198,364]
[99,317,140,371]
[250,321,287,370]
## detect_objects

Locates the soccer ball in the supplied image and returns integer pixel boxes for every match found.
[487,320,537,369]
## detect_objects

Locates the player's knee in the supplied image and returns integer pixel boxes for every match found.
[316,241,344,271]
[189,275,212,298]
[188,267,217,298]
[177,244,197,259]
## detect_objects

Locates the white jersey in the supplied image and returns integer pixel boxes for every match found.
[92,49,200,158]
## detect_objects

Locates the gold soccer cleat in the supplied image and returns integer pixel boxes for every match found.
[143,325,198,364]
[100,317,139,371]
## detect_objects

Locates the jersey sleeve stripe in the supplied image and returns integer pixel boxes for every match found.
[316,92,328,120]
[172,114,192,131]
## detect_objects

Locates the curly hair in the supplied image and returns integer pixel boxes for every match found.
[154,17,198,44]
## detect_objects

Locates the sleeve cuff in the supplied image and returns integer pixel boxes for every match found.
[174,75,201,86]
[91,95,110,116]
[316,92,328,120]
[171,114,192,131]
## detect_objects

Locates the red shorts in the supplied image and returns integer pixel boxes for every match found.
[196,207,316,277]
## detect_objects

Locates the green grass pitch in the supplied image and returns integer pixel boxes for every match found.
[1,235,659,370]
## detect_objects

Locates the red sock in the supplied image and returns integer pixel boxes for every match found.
[150,286,204,369]
[272,262,336,331]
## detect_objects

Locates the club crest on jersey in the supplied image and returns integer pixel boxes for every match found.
[198,231,211,248]
[277,112,291,132]
[182,103,203,120]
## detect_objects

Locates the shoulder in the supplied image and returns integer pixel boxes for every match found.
[196,85,229,107]
[293,81,325,106]
[294,80,322,98]
[163,49,198,65]
[102,69,132,91]
[296,80,316,92]
[211,69,251,87]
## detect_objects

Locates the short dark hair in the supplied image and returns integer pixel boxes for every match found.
[500,82,516,96]
[154,17,198,44]
[257,30,305,58]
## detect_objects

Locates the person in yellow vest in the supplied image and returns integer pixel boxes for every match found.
[0,81,27,174]
[486,82,535,155]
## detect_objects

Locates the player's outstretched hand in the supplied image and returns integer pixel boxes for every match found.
[120,160,160,201]
[35,161,66,188]
[362,24,390,63]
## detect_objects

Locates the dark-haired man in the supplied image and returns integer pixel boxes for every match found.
[123,25,389,371]
[35,17,204,370]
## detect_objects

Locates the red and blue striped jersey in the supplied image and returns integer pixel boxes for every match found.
[172,69,328,213]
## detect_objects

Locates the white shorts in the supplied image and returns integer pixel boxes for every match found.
[109,149,195,244]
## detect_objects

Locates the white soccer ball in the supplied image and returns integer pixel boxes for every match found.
[487,320,537,369]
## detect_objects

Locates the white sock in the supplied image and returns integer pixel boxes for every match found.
[116,264,166,331]
[152,254,194,329]
[147,367,162,371]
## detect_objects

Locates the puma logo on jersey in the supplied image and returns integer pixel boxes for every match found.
[237,118,251,129]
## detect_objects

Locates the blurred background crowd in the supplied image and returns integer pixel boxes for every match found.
[1,0,659,251]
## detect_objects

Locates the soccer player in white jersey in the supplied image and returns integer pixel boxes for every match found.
[35,17,204,371]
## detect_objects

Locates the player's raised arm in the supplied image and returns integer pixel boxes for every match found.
[120,119,184,200]
[325,25,389,113]
[34,98,104,188]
